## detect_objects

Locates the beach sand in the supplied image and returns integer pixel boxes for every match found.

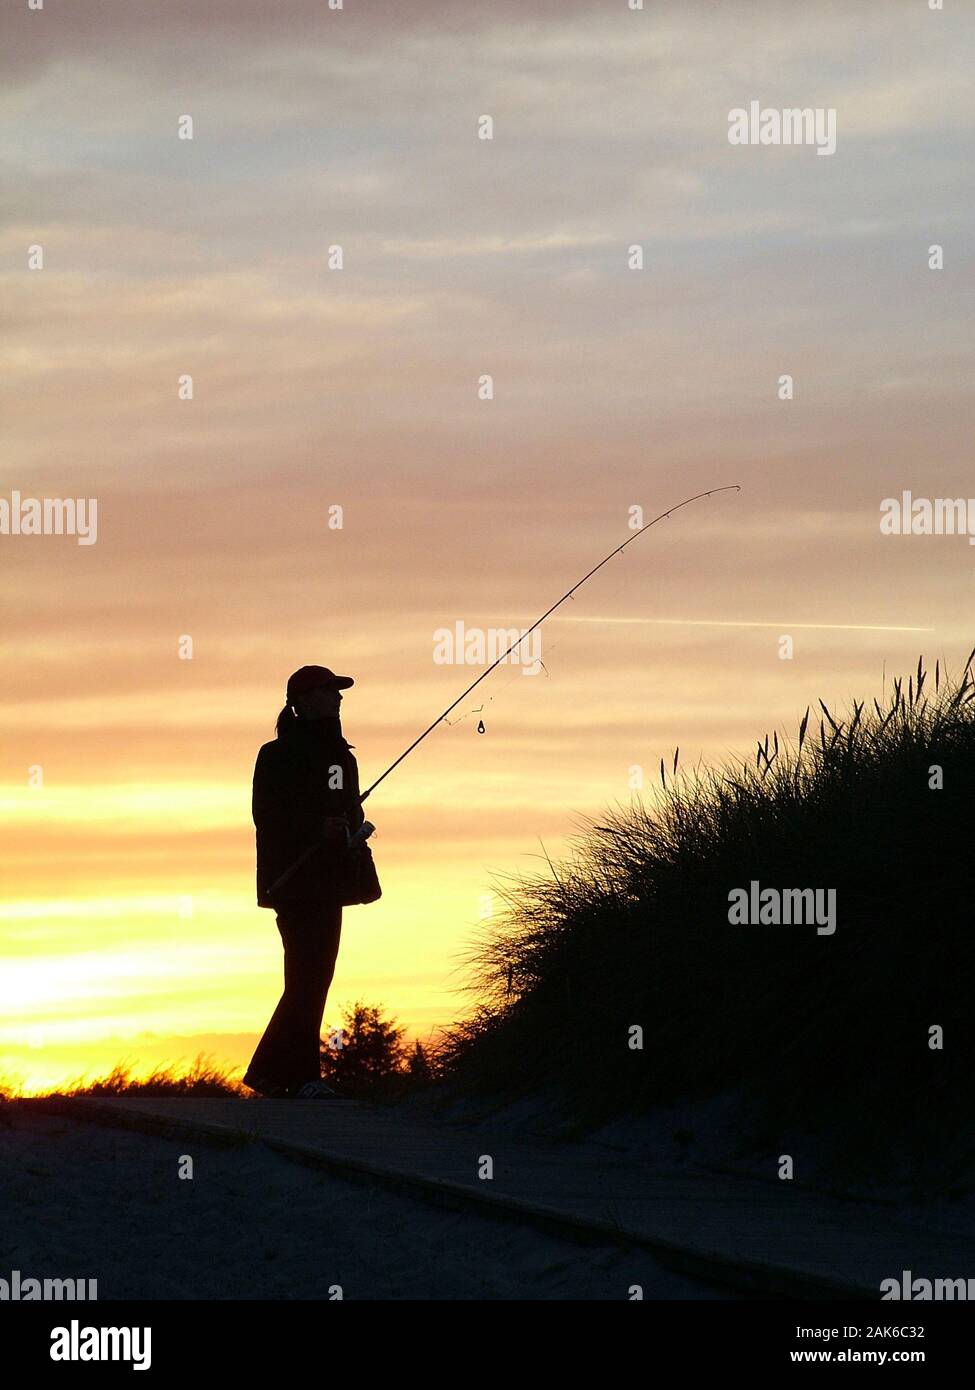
[0,1105,725,1301]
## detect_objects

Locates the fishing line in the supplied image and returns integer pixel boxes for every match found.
[360,484,741,802]
[443,538,637,731]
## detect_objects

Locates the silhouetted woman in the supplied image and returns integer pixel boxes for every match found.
[243,665,364,1099]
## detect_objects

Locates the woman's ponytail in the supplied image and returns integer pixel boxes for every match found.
[275,704,299,739]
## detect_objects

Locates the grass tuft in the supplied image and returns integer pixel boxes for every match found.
[37,1055,244,1099]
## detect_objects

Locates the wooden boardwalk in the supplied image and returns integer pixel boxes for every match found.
[34,1095,973,1300]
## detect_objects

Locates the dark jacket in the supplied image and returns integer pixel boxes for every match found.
[253,721,365,909]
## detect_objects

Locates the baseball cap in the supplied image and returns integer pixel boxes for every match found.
[286,665,355,702]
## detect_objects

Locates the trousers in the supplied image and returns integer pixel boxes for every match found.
[244,900,343,1094]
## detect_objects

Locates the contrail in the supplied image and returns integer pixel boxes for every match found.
[553,617,933,633]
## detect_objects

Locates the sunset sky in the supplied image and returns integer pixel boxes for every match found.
[2,0,973,1092]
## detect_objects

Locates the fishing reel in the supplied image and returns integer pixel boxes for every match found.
[347,820,376,848]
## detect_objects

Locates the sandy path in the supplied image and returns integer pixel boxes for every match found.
[0,1108,727,1300]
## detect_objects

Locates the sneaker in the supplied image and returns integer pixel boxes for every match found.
[293,1080,341,1099]
[243,1074,290,1099]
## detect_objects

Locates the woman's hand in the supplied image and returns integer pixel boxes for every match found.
[321,816,348,842]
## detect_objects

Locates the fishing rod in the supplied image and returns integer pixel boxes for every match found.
[359,483,741,802]
[266,484,740,898]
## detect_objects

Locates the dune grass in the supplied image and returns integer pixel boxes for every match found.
[35,1055,245,1099]
[437,655,975,1186]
